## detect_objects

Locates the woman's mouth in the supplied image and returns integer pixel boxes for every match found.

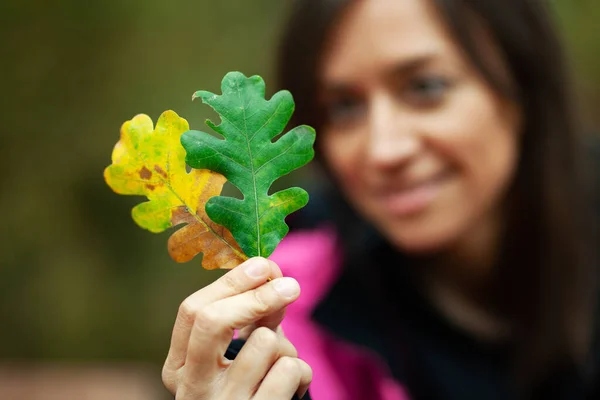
[375,172,450,217]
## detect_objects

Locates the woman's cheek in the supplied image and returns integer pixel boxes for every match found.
[323,130,365,180]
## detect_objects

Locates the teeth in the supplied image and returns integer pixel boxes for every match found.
[371,171,448,195]
[391,174,444,193]
[398,179,433,192]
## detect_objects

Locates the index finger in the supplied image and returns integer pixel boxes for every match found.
[201,257,283,304]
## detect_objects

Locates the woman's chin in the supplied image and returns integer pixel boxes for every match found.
[382,221,463,255]
[392,236,448,255]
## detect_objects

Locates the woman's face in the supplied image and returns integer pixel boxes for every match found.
[319,0,521,253]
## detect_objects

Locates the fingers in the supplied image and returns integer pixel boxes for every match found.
[180,277,301,387]
[201,257,283,306]
[221,327,298,398]
[237,308,286,340]
[164,258,281,373]
[253,357,313,400]
[209,277,300,331]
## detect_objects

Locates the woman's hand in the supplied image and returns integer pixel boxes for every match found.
[162,257,312,399]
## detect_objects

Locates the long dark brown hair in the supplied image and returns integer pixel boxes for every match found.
[277,0,597,392]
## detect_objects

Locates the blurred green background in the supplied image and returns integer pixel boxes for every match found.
[0,0,598,393]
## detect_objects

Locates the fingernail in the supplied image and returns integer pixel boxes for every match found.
[243,258,269,278]
[273,277,300,298]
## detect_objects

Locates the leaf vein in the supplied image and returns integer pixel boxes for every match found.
[254,142,295,174]
[258,198,295,220]
[248,101,284,142]
[210,202,253,220]
[192,137,250,172]
[236,82,262,256]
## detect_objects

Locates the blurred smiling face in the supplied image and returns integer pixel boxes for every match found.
[318,0,521,253]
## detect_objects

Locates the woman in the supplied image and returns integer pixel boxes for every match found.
[161,0,599,399]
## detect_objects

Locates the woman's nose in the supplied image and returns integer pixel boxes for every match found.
[366,94,420,169]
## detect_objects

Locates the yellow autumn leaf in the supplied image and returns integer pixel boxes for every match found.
[104,110,247,270]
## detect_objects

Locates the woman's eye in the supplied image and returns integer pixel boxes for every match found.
[324,96,365,126]
[402,76,452,107]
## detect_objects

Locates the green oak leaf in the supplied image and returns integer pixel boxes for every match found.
[181,72,316,258]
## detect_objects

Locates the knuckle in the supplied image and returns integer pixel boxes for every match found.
[193,306,222,333]
[161,365,177,394]
[298,359,313,381]
[251,288,271,316]
[177,378,209,400]
[178,299,198,325]
[275,356,301,376]
[282,337,299,358]
[250,326,279,350]
[221,272,242,294]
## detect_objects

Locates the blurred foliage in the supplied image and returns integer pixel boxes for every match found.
[0,0,288,364]
[0,0,598,379]
[554,0,600,130]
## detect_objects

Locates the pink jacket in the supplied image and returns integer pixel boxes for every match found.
[270,227,411,400]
